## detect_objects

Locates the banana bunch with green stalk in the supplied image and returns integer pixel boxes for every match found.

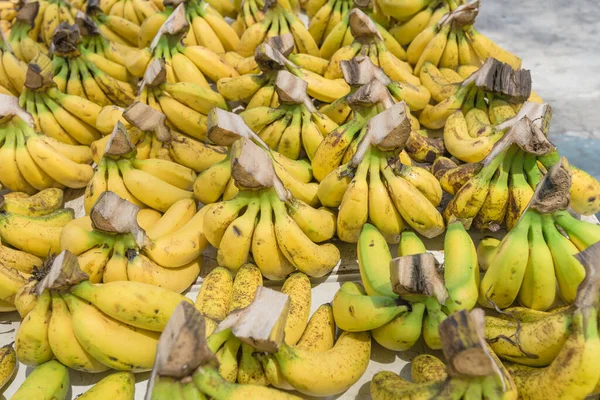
[386,0,456,46]
[336,222,478,352]
[371,308,519,400]
[0,28,27,97]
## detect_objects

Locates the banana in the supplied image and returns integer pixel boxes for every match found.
[1,188,63,217]
[411,354,447,383]
[238,342,268,385]
[357,223,396,298]
[126,253,201,293]
[216,197,260,271]
[275,330,371,396]
[71,280,191,331]
[0,210,65,257]
[506,152,534,230]
[337,154,369,243]
[444,110,503,163]
[485,308,571,367]
[541,214,585,304]
[297,303,336,351]
[281,272,311,346]
[478,211,532,309]
[117,158,193,212]
[168,131,228,173]
[77,244,113,283]
[380,157,445,238]
[77,372,135,400]
[332,282,406,331]
[419,82,473,129]
[10,360,69,400]
[195,266,233,322]
[229,263,263,312]
[0,241,43,274]
[203,194,252,247]
[443,221,479,313]
[422,297,447,349]
[466,26,522,70]
[505,309,600,400]
[15,289,53,366]
[130,158,197,191]
[0,343,16,390]
[367,155,405,243]
[551,209,600,252]
[48,292,109,372]
[270,191,340,277]
[0,263,26,305]
[414,23,451,75]
[252,192,296,280]
[63,292,160,372]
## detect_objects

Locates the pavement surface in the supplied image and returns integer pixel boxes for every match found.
[478,0,600,178]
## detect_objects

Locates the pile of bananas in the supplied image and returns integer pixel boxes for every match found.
[0,0,600,398]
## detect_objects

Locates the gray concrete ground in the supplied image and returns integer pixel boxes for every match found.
[478,0,600,178]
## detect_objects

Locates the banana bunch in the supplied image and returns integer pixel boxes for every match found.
[86,1,141,48]
[219,42,349,105]
[126,6,239,83]
[204,187,339,277]
[387,0,452,46]
[49,22,136,106]
[407,0,521,74]
[14,250,190,370]
[322,9,410,80]
[136,58,229,141]
[231,0,296,35]
[307,0,352,48]
[371,309,518,400]
[240,70,338,160]
[34,0,77,46]
[65,197,204,290]
[7,3,49,63]
[480,204,600,311]
[351,224,478,351]
[0,95,95,194]
[139,0,238,52]
[315,96,444,239]
[0,29,26,96]
[77,372,136,399]
[84,125,196,212]
[10,360,69,400]
[236,0,319,58]
[193,107,318,207]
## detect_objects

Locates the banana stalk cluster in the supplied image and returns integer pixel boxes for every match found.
[0,0,20,34]
[86,0,141,48]
[84,0,161,26]
[386,0,455,46]
[13,250,190,371]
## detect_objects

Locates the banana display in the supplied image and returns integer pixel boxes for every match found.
[2,0,600,398]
